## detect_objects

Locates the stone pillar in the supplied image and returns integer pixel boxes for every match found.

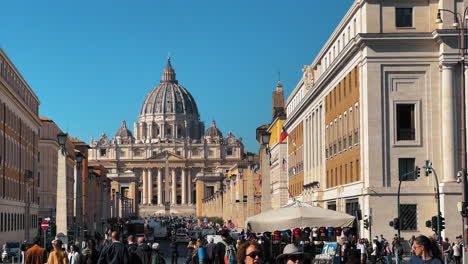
[172,168,177,204]
[196,178,204,217]
[56,148,68,237]
[142,169,147,204]
[157,168,163,205]
[148,169,153,205]
[129,182,137,214]
[148,122,153,140]
[165,165,170,203]
[187,169,192,204]
[181,168,186,204]
[441,63,456,182]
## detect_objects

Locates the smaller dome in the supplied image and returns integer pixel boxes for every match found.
[205,120,223,137]
[115,120,134,139]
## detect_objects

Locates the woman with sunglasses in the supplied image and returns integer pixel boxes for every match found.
[276,244,310,264]
[409,235,442,264]
[236,241,263,264]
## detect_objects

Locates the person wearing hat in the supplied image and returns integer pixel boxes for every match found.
[150,243,165,264]
[276,244,310,264]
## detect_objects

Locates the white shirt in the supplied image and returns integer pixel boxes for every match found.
[372,243,378,256]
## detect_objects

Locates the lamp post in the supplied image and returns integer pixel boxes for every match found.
[75,152,83,243]
[56,132,69,248]
[436,8,468,252]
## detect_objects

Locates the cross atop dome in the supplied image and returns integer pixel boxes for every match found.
[162,57,177,83]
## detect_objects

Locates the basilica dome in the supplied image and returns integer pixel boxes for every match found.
[205,120,223,138]
[140,58,199,117]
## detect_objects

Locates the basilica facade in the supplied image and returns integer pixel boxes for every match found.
[88,58,245,216]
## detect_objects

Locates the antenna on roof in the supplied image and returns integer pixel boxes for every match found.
[278,71,281,82]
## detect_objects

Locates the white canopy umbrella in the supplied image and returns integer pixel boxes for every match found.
[245,200,355,233]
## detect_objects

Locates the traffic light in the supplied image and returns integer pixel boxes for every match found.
[431,216,438,232]
[363,218,369,230]
[439,214,445,231]
[425,160,433,176]
[393,218,400,230]
[414,166,421,179]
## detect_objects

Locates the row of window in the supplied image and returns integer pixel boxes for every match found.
[325,103,360,159]
[0,212,37,233]
[325,68,359,112]
[327,200,417,231]
[288,161,304,177]
[326,159,360,188]
[289,179,303,197]
[0,55,39,115]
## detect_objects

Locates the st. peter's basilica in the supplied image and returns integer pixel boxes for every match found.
[88,58,245,216]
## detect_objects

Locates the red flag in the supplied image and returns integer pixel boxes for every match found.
[279,127,288,143]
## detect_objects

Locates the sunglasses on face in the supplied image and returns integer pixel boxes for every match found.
[288,256,303,262]
[246,252,263,259]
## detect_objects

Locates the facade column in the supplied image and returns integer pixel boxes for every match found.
[187,169,192,204]
[142,169,147,204]
[172,168,177,204]
[181,168,186,204]
[441,63,456,182]
[148,169,153,205]
[157,168,163,205]
[148,122,153,141]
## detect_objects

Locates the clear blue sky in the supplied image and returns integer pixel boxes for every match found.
[1,0,353,151]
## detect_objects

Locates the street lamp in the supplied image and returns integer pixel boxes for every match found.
[57,132,68,154]
[436,8,468,251]
[76,152,83,166]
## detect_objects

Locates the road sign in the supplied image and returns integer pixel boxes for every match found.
[41,221,49,230]
[227,222,235,230]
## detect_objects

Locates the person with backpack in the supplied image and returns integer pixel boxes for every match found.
[216,231,237,264]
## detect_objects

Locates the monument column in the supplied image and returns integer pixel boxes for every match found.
[187,169,192,205]
[148,168,153,205]
[172,168,177,204]
[441,63,456,182]
[142,169,147,204]
[181,168,186,204]
[157,168,163,205]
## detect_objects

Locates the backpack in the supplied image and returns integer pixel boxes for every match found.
[220,241,237,264]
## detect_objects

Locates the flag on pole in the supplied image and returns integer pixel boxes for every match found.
[279,127,288,143]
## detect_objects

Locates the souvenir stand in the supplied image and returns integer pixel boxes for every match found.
[245,201,354,264]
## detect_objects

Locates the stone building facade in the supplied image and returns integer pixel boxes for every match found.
[0,48,41,245]
[284,0,464,239]
[88,58,245,216]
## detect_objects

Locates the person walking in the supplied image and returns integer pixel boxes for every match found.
[186,242,195,264]
[136,237,152,264]
[453,241,461,264]
[441,238,452,264]
[409,235,442,264]
[170,239,178,264]
[47,239,69,264]
[204,238,216,264]
[196,240,206,264]
[83,239,100,264]
[369,239,379,264]
[25,237,47,264]
[150,243,165,264]
[97,231,129,264]
[69,245,83,264]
